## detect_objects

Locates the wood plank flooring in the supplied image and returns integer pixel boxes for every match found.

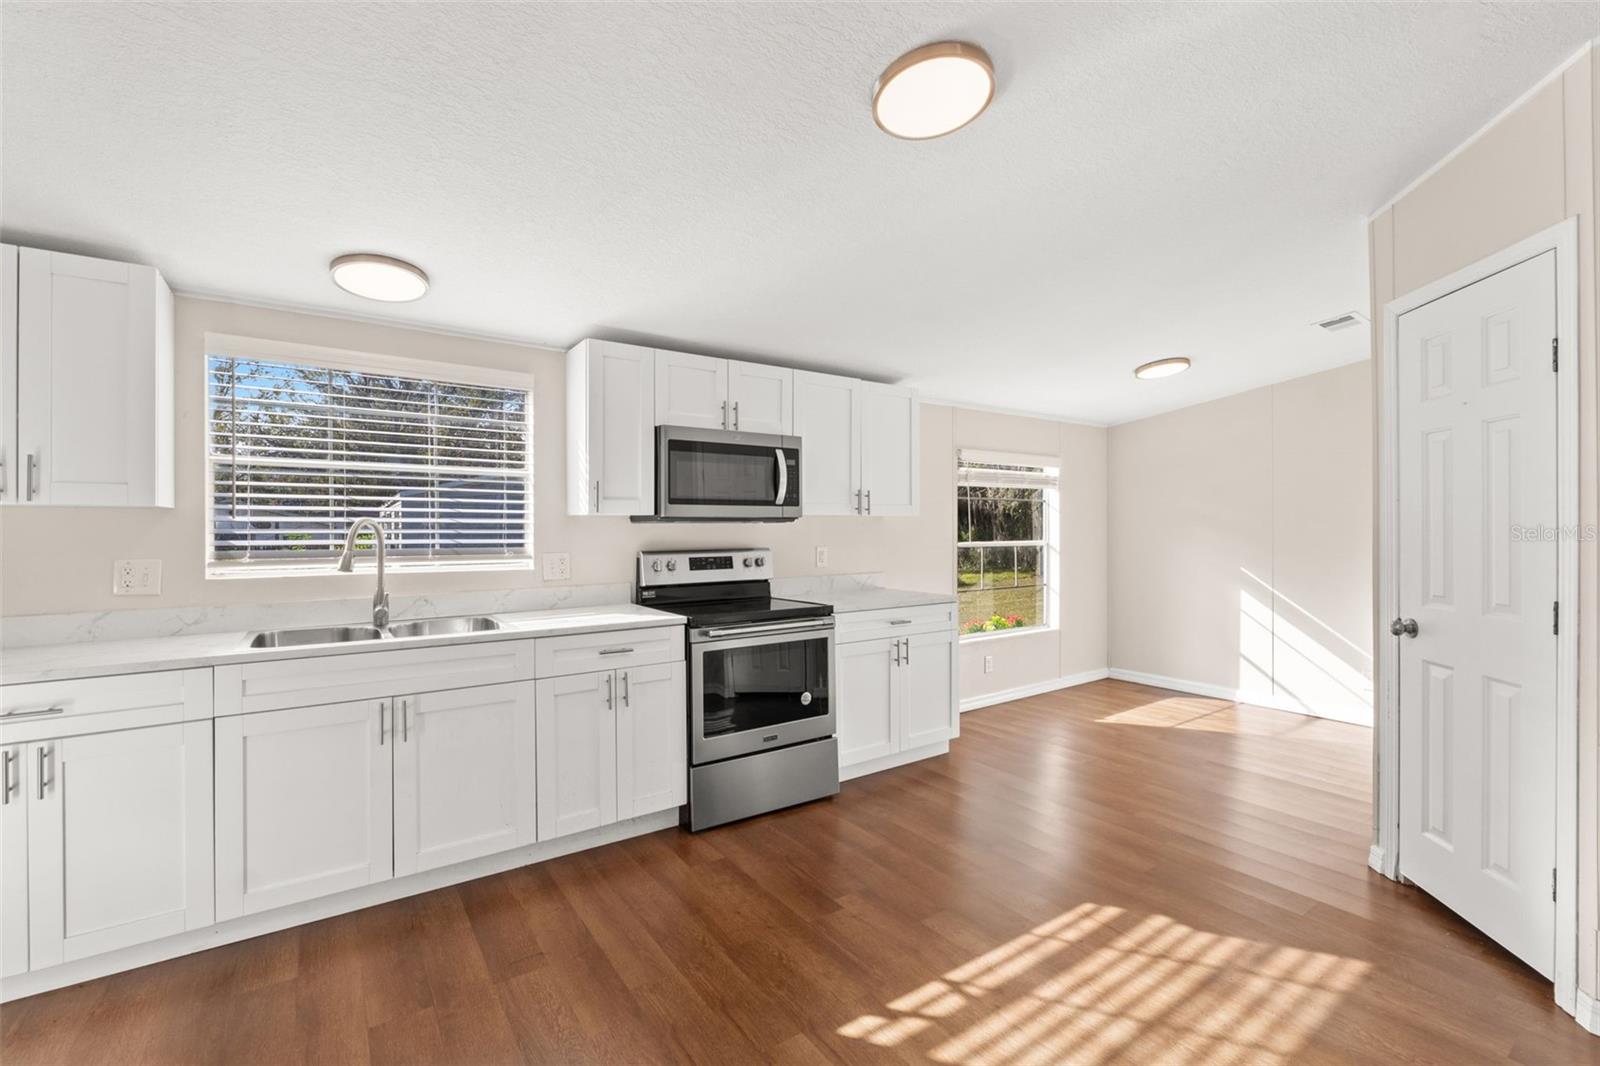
[4,679,1596,1064]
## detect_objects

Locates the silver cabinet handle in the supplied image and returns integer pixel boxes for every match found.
[25,452,37,502]
[888,619,912,626]
[732,401,739,430]
[605,674,614,710]
[1,750,13,805]
[593,480,600,512]
[2,705,65,720]
[598,647,634,656]
[36,745,48,800]
[855,489,862,514]
[904,638,911,665]
[721,400,729,429]
[892,639,901,666]
[865,489,872,515]
[401,698,409,742]
[379,701,388,745]
[621,671,630,707]
[774,447,787,505]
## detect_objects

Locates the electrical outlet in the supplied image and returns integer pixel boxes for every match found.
[815,546,829,568]
[983,655,994,674]
[113,559,162,596]
[541,553,571,581]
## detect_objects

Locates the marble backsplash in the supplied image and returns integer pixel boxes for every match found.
[1,572,885,648]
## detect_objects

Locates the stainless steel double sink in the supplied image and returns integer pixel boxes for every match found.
[246,615,503,649]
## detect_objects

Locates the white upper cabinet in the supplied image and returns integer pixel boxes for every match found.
[655,349,729,430]
[858,382,919,516]
[1,246,17,504]
[726,360,793,434]
[4,246,174,507]
[567,339,654,516]
[792,370,860,515]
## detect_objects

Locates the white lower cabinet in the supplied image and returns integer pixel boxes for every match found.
[837,639,900,765]
[215,700,393,921]
[394,682,537,876]
[0,745,26,979]
[838,624,957,771]
[617,661,687,819]
[535,671,618,840]
[26,723,213,967]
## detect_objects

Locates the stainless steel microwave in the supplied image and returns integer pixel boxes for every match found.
[649,426,801,521]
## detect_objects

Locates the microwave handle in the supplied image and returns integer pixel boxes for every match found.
[775,448,788,506]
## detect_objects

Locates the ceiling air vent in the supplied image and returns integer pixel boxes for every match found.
[1313,311,1368,333]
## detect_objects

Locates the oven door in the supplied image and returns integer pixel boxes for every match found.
[690,620,834,764]
[657,426,801,520]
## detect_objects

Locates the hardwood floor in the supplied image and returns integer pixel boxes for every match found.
[3,679,1595,1064]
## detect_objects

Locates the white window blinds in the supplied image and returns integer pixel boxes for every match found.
[207,353,531,572]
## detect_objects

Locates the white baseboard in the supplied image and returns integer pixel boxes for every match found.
[1367,843,1396,880]
[960,668,1110,713]
[1,809,678,1003]
[1576,988,1600,1035]
[1106,668,1373,727]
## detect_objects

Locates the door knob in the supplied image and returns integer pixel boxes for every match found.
[1390,617,1418,638]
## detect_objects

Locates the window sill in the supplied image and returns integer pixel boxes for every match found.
[207,557,536,580]
[959,625,1058,644]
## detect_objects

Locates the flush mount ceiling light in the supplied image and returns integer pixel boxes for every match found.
[329,253,429,302]
[872,41,995,140]
[1134,357,1191,380]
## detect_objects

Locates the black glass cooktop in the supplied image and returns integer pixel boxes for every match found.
[650,595,832,630]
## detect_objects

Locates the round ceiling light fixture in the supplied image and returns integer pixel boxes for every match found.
[1134,357,1191,380]
[872,41,995,140]
[329,253,429,302]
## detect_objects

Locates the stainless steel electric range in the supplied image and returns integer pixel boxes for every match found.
[635,548,839,831]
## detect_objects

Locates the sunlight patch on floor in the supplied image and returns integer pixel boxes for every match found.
[1095,697,1319,737]
[836,903,1369,1065]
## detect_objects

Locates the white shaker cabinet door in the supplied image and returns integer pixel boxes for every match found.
[900,630,957,750]
[215,700,392,921]
[616,660,686,820]
[26,722,212,968]
[792,370,861,515]
[393,682,537,876]
[535,671,618,841]
[1,244,17,504]
[15,247,173,507]
[858,382,919,517]
[0,744,27,978]
[727,360,792,435]
[569,339,654,516]
[654,349,728,430]
[837,639,900,767]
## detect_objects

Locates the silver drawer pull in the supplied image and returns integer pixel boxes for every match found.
[888,619,913,626]
[2,705,65,720]
[598,647,634,656]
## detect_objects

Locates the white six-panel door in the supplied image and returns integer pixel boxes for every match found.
[793,370,861,515]
[726,360,792,434]
[1397,250,1558,978]
[215,700,393,921]
[393,682,537,876]
[655,349,728,430]
[535,671,618,840]
[615,661,687,819]
[0,744,28,978]
[26,723,213,967]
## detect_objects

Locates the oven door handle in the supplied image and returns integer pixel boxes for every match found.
[701,619,834,640]
[775,448,787,506]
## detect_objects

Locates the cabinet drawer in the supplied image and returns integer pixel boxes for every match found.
[215,639,535,716]
[0,668,211,743]
[535,625,683,678]
[835,603,955,645]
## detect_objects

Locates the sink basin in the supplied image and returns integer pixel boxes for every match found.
[247,624,387,649]
[386,615,502,639]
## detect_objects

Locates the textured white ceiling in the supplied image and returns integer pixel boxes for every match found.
[4,3,1597,423]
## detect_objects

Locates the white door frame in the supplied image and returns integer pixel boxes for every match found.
[1373,216,1579,1015]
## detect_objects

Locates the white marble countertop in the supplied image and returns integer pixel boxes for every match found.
[808,587,956,613]
[0,604,685,686]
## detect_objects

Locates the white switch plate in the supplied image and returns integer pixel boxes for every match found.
[542,553,571,581]
[983,655,994,674]
[815,546,829,568]
[113,559,162,596]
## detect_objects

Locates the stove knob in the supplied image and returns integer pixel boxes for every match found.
[651,560,663,573]
[743,557,754,568]
[755,557,766,568]
[666,560,677,572]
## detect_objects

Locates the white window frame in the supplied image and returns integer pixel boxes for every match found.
[203,333,535,579]
[956,448,1060,641]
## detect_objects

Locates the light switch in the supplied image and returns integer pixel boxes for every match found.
[815,546,829,568]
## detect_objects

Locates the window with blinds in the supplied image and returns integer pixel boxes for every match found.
[956,451,1058,636]
[206,352,531,574]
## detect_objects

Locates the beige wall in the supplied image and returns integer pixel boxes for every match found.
[953,408,1109,704]
[1107,362,1373,722]
[0,296,1108,705]
[1368,49,1598,998]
